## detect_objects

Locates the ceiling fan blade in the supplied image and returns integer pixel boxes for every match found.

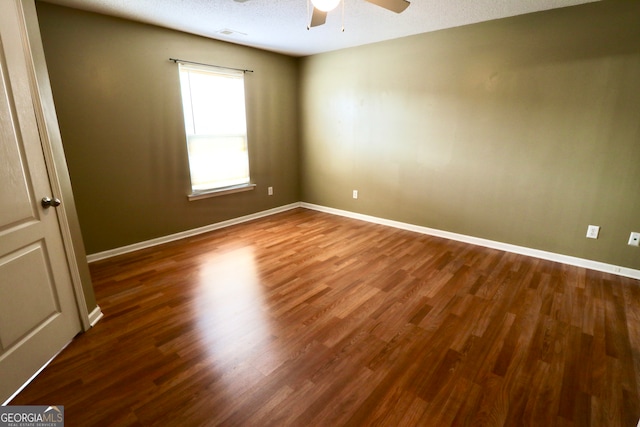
[309,7,328,27]
[365,0,410,13]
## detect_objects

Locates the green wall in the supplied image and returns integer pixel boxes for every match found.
[300,2,640,269]
[36,2,300,255]
[37,1,640,270]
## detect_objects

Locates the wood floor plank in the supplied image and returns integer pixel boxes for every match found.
[10,208,640,426]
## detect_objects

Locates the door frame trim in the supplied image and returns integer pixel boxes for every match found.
[17,0,100,331]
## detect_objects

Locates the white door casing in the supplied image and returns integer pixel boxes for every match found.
[0,0,84,403]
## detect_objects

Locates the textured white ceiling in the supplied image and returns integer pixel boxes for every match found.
[39,0,599,57]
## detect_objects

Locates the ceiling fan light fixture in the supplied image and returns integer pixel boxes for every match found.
[311,0,341,12]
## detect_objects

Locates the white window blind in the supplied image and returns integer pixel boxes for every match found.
[178,63,250,193]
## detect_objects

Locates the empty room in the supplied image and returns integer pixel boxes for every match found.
[1,0,639,425]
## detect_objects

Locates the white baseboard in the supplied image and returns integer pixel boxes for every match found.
[86,203,301,262]
[88,305,104,328]
[86,200,639,281]
[301,203,640,281]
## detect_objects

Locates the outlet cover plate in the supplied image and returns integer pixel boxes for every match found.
[586,225,600,239]
[629,231,640,247]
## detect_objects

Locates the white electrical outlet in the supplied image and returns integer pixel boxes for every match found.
[586,225,600,239]
[268,186,273,196]
[629,232,640,247]
[352,190,358,199]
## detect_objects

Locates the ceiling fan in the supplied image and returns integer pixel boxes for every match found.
[308,0,410,29]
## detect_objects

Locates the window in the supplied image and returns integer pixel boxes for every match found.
[178,63,252,198]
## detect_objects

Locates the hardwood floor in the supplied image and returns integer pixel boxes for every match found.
[12,208,640,426]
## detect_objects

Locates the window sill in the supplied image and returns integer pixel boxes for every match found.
[188,183,256,201]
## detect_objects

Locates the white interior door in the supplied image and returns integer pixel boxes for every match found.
[0,0,82,403]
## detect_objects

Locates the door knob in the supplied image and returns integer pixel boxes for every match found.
[41,196,61,208]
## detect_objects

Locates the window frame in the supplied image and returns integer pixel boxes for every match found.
[177,62,255,200]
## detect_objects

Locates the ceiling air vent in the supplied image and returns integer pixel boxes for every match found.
[216,28,247,37]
